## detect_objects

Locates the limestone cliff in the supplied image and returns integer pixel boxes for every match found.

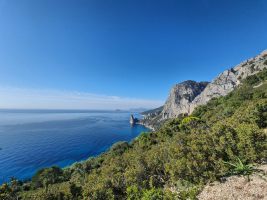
[161,81,209,119]
[190,50,267,112]
[141,50,267,129]
[140,81,208,129]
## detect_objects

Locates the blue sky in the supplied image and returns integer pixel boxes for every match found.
[0,0,267,109]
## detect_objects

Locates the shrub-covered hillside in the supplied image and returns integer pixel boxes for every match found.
[1,69,267,200]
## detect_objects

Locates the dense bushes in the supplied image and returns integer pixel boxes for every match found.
[1,70,267,199]
[31,166,65,189]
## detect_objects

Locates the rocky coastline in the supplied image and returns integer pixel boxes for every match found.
[136,120,155,131]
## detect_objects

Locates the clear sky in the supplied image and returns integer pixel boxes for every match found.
[0,0,267,109]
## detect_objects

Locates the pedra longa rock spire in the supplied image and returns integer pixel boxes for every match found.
[130,114,138,125]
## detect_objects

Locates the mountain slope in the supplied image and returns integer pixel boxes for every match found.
[190,50,267,112]
[0,52,266,200]
[141,50,267,129]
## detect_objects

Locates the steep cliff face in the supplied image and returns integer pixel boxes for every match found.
[140,81,208,129]
[161,81,209,119]
[190,50,267,112]
[141,50,267,129]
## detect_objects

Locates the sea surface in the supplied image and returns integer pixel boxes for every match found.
[0,109,149,183]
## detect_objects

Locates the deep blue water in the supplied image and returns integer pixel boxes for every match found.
[0,109,149,183]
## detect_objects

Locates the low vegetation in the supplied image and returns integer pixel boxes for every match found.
[1,69,267,200]
[224,157,256,181]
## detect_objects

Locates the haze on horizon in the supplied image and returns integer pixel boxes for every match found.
[0,0,267,109]
[0,86,163,110]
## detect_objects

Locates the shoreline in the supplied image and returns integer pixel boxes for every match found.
[136,121,155,131]
[135,113,156,131]
[0,122,151,185]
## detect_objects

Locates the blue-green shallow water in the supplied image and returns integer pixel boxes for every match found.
[0,109,149,183]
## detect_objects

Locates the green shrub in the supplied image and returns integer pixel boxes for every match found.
[69,182,82,199]
[141,187,164,200]
[109,141,130,156]
[126,185,141,200]
[224,157,255,181]
[31,166,64,189]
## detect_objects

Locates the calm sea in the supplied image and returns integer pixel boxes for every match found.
[0,109,149,183]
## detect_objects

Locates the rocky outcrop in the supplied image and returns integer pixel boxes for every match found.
[190,50,267,112]
[140,81,209,129]
[141,50,267,129]
[161,81,209,119]
[130,114,138,125]
[130,115,135,124]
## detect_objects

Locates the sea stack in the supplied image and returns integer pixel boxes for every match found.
[130,114,136,125]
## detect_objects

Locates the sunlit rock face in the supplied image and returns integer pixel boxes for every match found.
[161,80,209,119]
[190,49,267,113]
[141,50,267,129]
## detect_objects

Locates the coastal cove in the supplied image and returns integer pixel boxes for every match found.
[0,109,150,184]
